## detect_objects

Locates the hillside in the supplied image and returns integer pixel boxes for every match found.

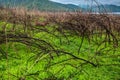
[0,0,81,11]
[100,5,120,12]
[79,4,120,12]
[1,0,119,12]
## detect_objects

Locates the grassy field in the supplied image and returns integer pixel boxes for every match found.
[0,26,120,80]
[0,8,120,80]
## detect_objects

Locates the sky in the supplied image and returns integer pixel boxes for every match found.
[50,0,120,6]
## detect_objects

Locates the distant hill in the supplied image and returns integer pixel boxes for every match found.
[0,0,119,12]
[79,4,120,12]
[97,5,120,12]
[0,0,81,11]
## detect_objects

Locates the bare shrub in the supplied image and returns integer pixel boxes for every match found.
[0,7,120,79]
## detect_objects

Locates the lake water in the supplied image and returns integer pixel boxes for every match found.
[108,12,120,15]
[86,12,120,15]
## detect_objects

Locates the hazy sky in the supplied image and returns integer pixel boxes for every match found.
[50,0,120,6]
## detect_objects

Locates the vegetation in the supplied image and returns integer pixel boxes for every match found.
[0,7,120,80]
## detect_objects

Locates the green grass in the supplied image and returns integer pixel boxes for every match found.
[0,22,120,80]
